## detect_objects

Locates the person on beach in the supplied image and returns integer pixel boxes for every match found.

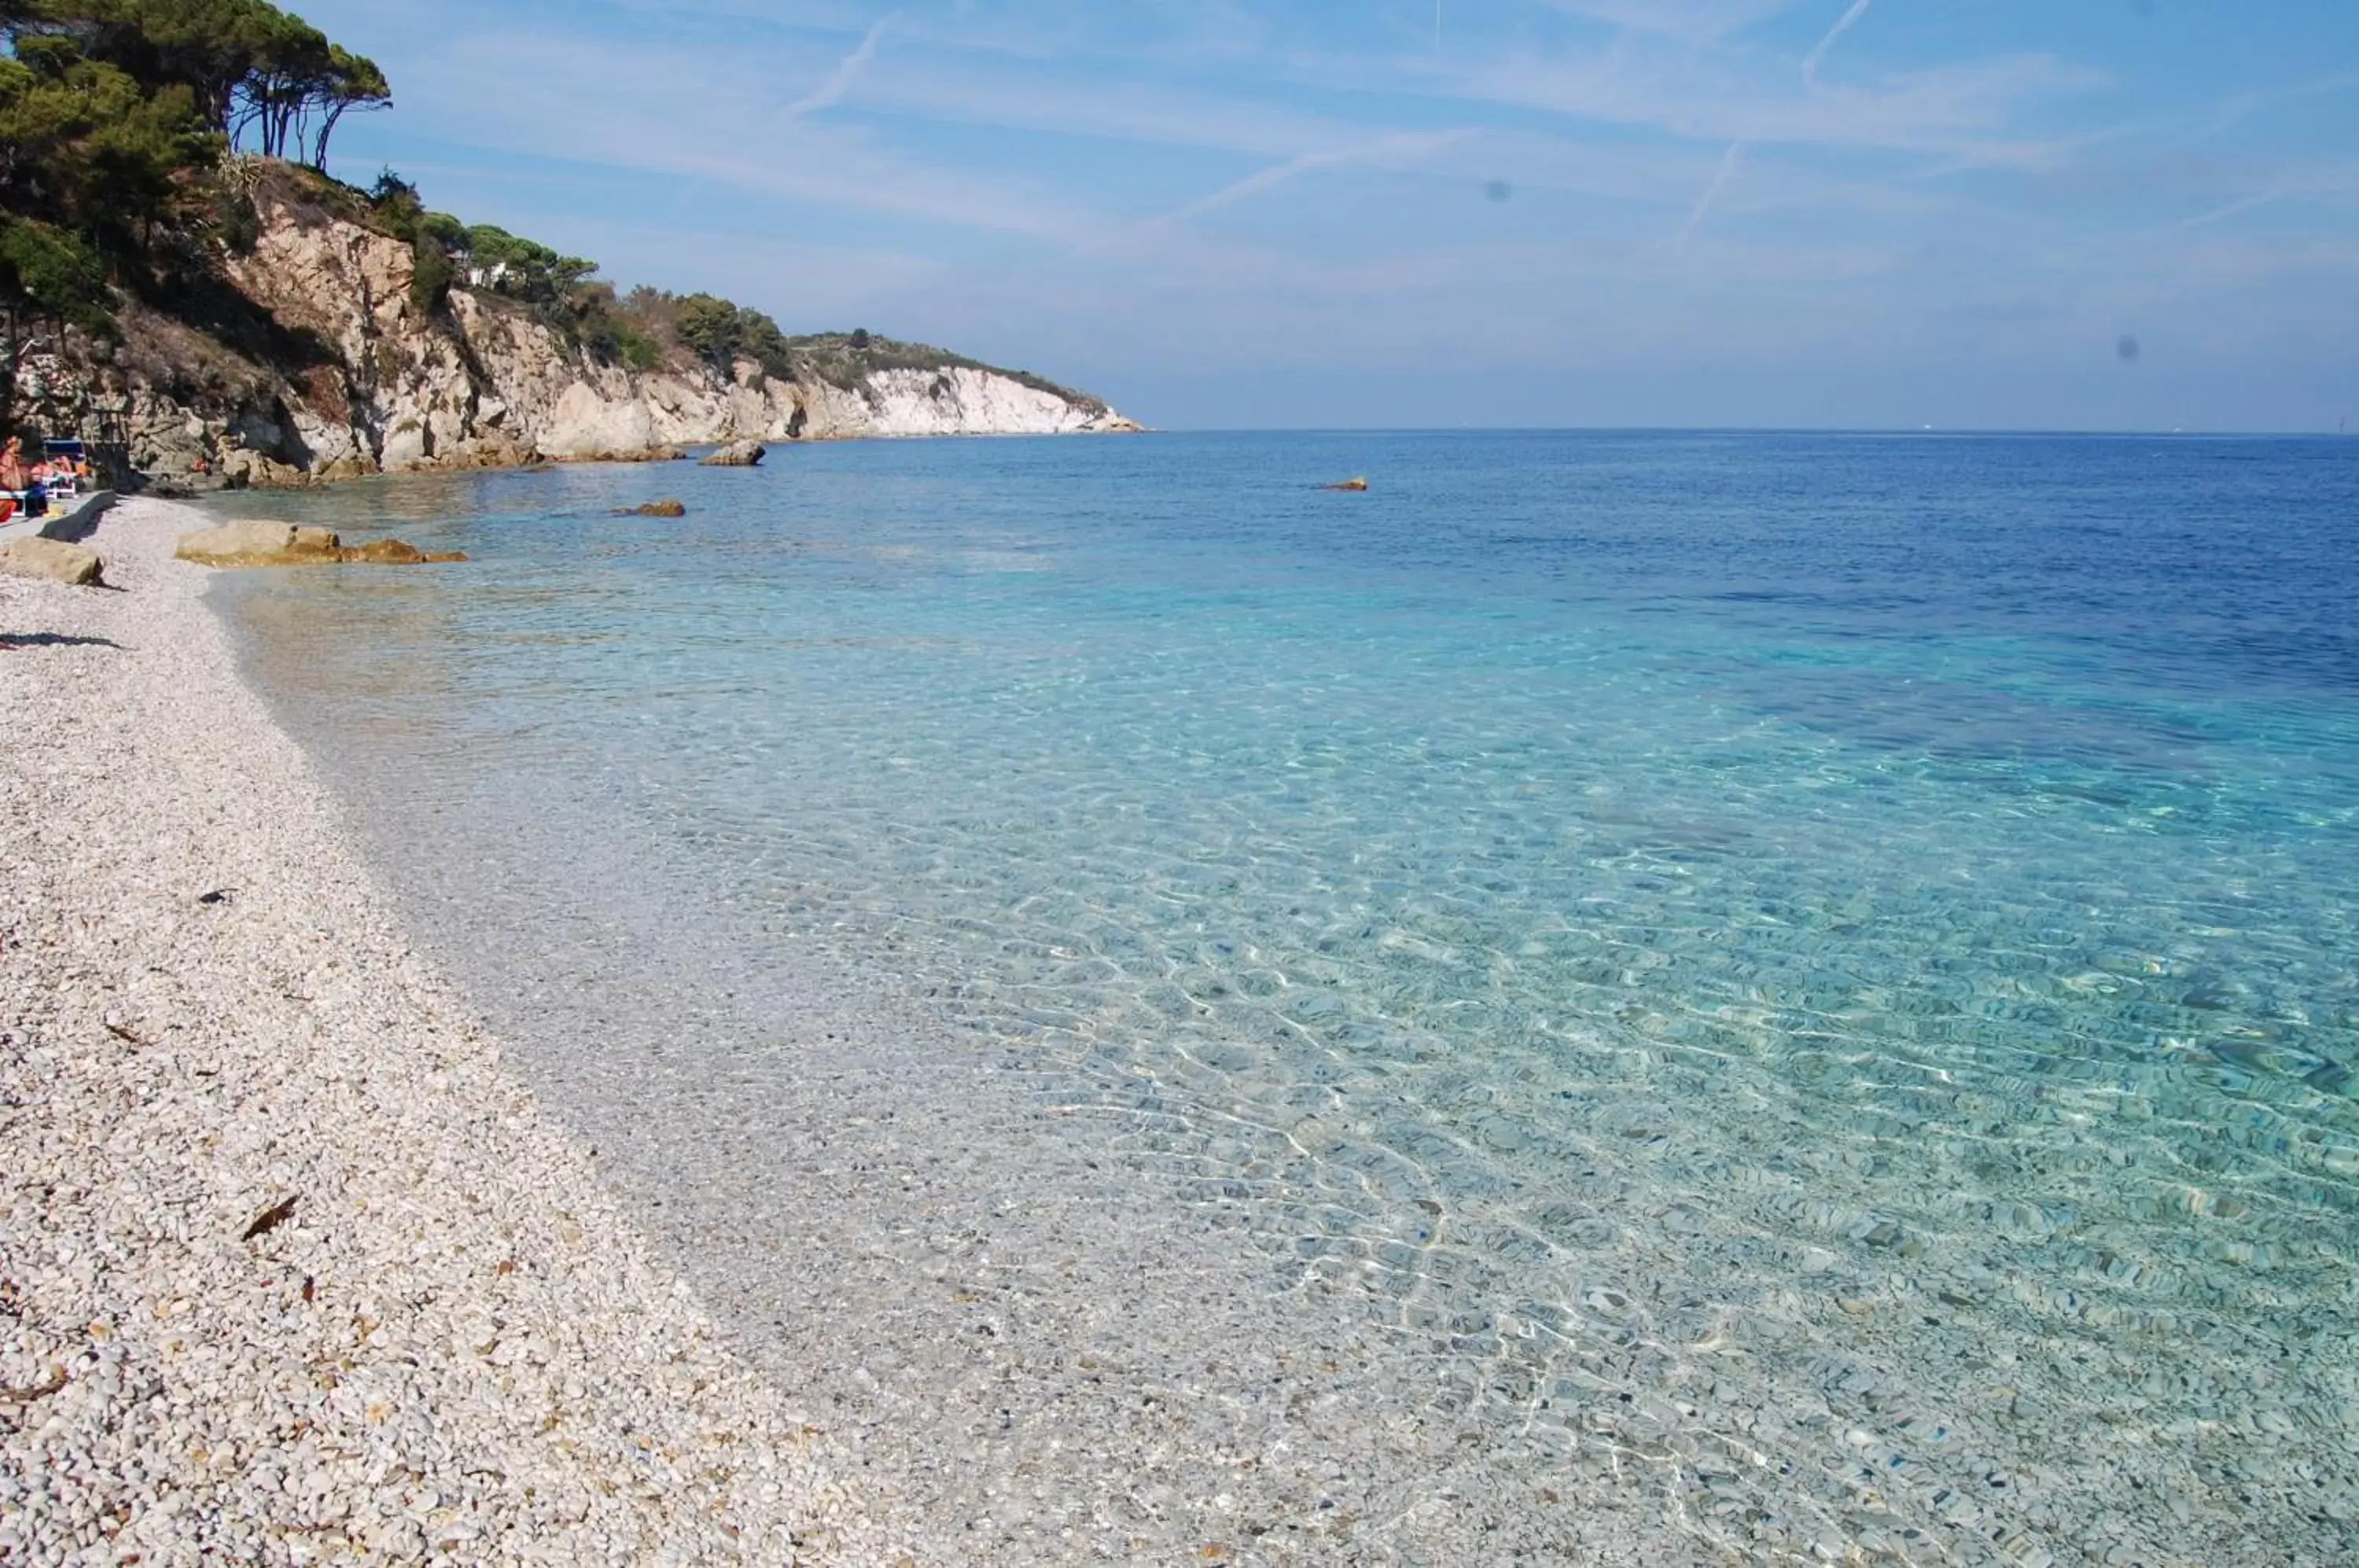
[0,438,40,517]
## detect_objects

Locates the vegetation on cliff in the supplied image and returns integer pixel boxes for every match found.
[2,0,1113,462]
[1,0,387,425]
[228,155,1108,416]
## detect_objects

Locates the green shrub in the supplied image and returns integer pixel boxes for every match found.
[409,231,452,314]
[215,188,261,255]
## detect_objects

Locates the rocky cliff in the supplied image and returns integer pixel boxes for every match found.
[19,179,1135,490]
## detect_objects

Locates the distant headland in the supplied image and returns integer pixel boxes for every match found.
[0,2,1137,495]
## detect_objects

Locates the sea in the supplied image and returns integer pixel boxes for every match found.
[212,430,2359,1566]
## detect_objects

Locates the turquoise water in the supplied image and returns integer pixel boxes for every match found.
[219,432,2359,1563]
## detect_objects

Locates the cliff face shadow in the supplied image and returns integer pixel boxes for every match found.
[141,270,340,377]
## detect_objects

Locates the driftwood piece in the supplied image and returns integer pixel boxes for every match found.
[241,1194,299,1241]
[0,1371,67,1404]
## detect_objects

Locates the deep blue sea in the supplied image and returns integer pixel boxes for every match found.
[216,432,2359,1564]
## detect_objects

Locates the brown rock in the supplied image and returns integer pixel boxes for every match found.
[699,440,766,467]
[613,500,686,517]
[175,521,461,568]
[0,538,105,587]
[219,450,315,490]
[176,521,311,565]
[561,446,688,465]
[337,539,427,565]
[1324,477,1369,492]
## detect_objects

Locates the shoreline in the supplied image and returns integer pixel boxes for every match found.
[0,499,905,1562]
[198,470,1656,1566]
[140,424,1152,501]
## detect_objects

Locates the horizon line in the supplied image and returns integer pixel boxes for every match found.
[1122,424,2357,440]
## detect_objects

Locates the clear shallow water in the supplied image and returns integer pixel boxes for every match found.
[218,432,2359,1564]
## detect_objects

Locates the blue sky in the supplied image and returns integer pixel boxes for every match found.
[294,1,2358,431]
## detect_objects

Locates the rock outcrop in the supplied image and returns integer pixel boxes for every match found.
[16,173,1136,493]
[175,521,339,565]
[175,521,464,567]
[0,538,105,587]
[700,441,764,468]
[615,501,686,518]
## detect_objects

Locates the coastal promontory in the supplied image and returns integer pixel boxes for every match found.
[5,41,1135,494]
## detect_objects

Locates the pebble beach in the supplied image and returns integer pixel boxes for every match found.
[0,498,907,1566]
[13,455,2353,1568]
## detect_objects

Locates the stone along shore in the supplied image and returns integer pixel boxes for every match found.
[0,500,911,1565]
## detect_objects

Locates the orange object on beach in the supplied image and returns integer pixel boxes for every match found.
[0,499,17,524]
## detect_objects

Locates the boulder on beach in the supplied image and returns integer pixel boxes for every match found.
[0,537,105,587]
[614,500,687,517]
[701,441,766,468]
[175,521,465,568]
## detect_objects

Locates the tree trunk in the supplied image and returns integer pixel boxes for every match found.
[315,103,350,170]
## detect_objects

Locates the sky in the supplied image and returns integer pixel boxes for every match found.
[289,1,2359,432]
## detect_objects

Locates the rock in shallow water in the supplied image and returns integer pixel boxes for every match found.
[174,522,464,567]
[700,441,766,468]
[174,521,331,565]
[339,538,466,565]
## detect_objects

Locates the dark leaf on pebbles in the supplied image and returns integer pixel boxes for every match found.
[241,1194,299,1240]
[1,1371,67,1404]
[103,1021,151,1047]
[197,888,237,906]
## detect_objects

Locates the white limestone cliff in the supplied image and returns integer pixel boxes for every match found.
[26,181,1136,490]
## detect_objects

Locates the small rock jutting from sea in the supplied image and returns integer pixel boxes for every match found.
[173,521,466,567]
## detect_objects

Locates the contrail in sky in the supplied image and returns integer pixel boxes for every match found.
[1673,140,1745,252]
[783,13,896,119]
[1679,0,1875,249]
[1801,0,1875,88]
[1156,129,1475,228]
